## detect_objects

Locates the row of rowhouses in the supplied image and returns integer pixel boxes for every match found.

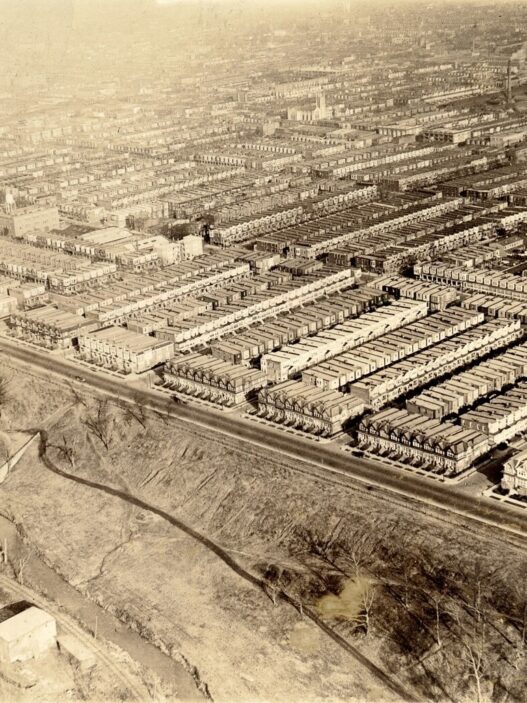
[406,342,527,420]
[348,319,522,409]
[356,408,489,475]
[301,307,482,391]
[261,299,428,383]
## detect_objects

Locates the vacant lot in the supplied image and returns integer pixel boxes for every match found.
[1,363,527,702]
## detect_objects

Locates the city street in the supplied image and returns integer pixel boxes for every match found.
[4,336,527,542]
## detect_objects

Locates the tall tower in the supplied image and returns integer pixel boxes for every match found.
[4,190,15,213]
[507,59,512,103]
[316,93,327,119]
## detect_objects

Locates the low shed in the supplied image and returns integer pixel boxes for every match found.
[0,606,57,663]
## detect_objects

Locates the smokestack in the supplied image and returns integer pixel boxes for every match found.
[507,58,512,103]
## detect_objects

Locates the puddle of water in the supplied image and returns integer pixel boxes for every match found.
[316,576,373,621]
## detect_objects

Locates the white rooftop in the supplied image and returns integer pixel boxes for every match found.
[0,607,55,643]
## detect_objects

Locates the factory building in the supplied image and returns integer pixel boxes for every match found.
[0,205,59,238]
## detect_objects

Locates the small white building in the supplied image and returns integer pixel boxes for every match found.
[0,607,57,663]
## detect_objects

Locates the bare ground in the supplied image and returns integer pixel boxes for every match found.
[1,361,527,703]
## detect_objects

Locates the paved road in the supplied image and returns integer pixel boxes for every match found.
[3,338,527,540]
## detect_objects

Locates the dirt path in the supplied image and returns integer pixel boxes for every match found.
[37,430,417,703]
[0,514,203,702]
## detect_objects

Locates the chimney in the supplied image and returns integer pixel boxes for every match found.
[507,58,512,103]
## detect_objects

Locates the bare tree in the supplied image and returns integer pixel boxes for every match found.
[0,441,9,465]
[0,374,10,416]
[468,559,497,624]
[49,434,76,468]
[510,565,527,649]
[153,408,171,426]
[116,393,148,430]
[521,603,527,651]
[356,578,376,637]
[297,527,331,559]
[446,599,489,703]
[82,398,113,450]
[339,529,378,578]
[67,382,88,408]
[265,582,279,607]
[261,563,282,606]
[13,551,32,586]
[428,589,446,647]
[461,628,488,703]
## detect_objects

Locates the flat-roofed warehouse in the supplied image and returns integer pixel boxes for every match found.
[78,326,174,374]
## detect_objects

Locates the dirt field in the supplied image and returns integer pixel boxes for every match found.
[1,361,527,702]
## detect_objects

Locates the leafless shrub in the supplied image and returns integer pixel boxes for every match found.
[13,550,32,586]
[67,382,88,408]
[82,398,113,450]
[116,393,148,430]
[49,434,76,468]
[0,374,10,415]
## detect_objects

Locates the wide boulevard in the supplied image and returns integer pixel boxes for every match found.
[3,337,527,542]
